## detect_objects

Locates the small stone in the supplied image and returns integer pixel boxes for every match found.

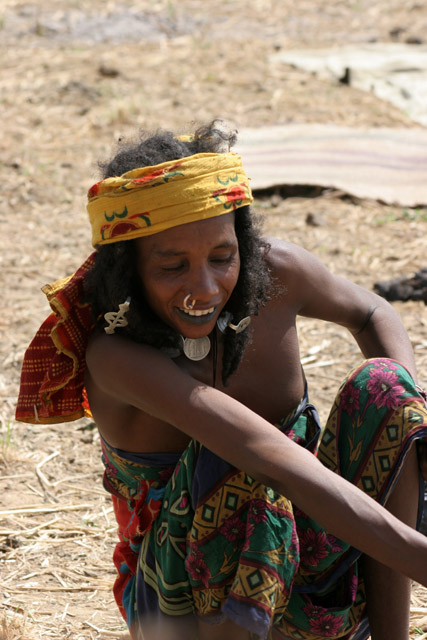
[390,26,405,40]
[306,212,327,227]
[270,194,282,208]
[98,64,120,78]
[405,36,424,45]
[339,67,352,86]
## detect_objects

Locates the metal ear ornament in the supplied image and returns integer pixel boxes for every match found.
[104,297,131,334]
[228,316,251,333]
[217,312,251,334]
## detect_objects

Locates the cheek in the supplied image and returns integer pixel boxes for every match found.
[225,258,241,291]
[233,253,241,281]
[144,280,171,307]
[141,274,182,314]
[137,267,161,307]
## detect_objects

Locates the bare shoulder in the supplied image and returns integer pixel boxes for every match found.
[261,236,390,331]
[86,331,177,403]
[86,331,178,386]
[262,237,319,308]
[263,236,308,272]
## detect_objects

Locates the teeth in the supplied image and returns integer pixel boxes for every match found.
[181,307,214,317]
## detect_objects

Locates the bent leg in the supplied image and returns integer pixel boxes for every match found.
[316,359,427,640]
[362,445,420,640]
[135,614,198,640]
[198,618,250,640]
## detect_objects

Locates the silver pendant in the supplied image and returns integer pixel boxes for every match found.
[181,336,211,361]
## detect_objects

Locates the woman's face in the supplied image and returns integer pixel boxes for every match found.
[136,212,240,339]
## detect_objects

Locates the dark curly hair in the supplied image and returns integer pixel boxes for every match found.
[85,120,271,384]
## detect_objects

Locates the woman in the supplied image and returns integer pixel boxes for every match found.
[16,121,427,640]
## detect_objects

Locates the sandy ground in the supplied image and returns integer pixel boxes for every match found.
[1,1,427,638]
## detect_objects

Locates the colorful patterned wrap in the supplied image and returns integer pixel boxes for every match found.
[101,359,427,640]
[86,153,253,247]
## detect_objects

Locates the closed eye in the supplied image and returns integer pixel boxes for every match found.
[211,254,234,264]
[161,264,185,271]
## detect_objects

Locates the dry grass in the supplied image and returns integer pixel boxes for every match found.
[1,0,427,637]
[0,612,34,640]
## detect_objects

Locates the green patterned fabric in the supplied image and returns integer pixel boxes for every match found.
[101,359,427,639]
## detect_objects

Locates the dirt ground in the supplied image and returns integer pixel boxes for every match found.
[1,0,427,638]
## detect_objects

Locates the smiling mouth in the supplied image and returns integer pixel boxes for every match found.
[177,306,217,324]
[180,306,215,317]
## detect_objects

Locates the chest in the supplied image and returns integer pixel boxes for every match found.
[176,309,305,424]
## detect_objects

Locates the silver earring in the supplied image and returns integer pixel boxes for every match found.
[228,316,251,333]
[104,297,131,334]
[183,293,196,310]
[217,311,251,334]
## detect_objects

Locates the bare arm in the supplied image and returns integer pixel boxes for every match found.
[86,335,427,586]
[267,239,418,380]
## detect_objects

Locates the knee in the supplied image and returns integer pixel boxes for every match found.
[357,358,411,379]
[346,358,417,396]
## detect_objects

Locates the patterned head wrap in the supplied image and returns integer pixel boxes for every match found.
[87,152,253,247]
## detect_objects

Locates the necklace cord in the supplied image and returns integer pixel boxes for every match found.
[212,329,218,388]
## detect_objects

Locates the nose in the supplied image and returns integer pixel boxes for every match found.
[188,265,219,304]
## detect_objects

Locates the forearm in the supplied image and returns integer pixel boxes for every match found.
[181,388,427,586]
[352,301,418,381]
[265,446,427,586]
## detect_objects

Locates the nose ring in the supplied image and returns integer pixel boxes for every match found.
[183,293,196,310]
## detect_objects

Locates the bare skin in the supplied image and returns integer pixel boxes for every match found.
[361,445,419,640]
[85,215,426,639]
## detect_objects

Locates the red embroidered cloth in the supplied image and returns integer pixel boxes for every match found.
[15,253,96,424]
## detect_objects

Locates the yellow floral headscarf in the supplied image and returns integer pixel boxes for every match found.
[86,152,253,247]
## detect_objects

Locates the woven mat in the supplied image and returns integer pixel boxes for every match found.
[237,124,427,206]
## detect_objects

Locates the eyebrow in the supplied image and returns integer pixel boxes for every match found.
[152,242,237,258]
